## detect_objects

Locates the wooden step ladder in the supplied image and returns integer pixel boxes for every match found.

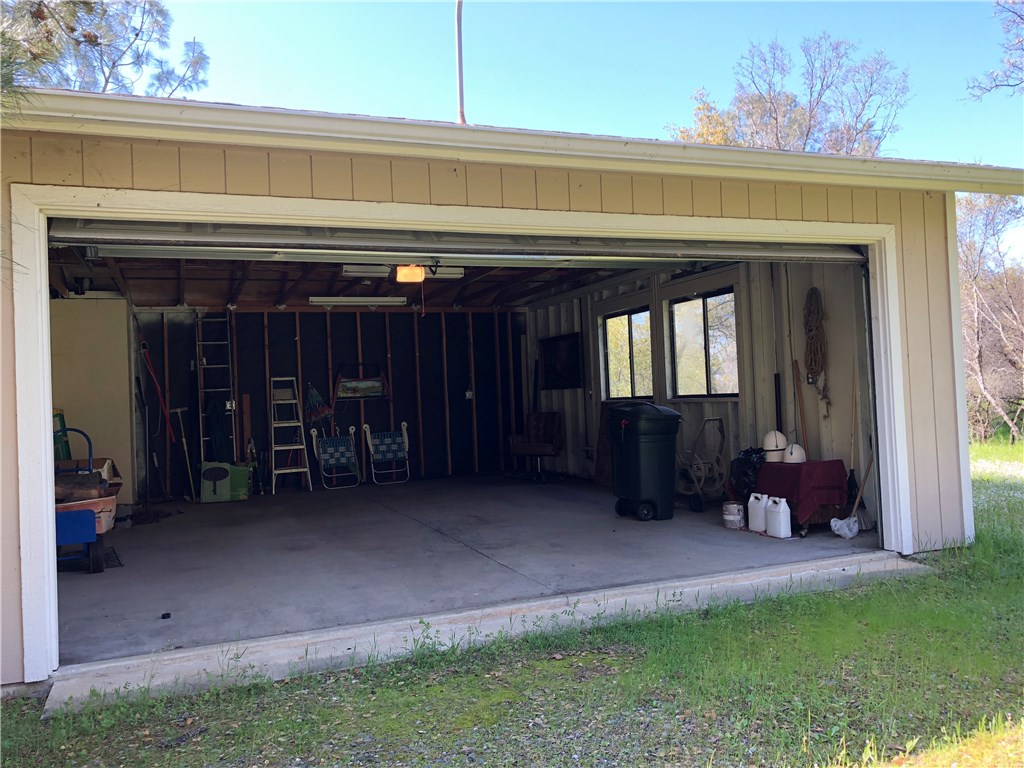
[269,377,312,494]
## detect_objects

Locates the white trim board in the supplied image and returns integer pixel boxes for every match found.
[11,183,914,682]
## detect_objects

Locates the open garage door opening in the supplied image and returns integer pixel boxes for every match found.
[46,218,882,666]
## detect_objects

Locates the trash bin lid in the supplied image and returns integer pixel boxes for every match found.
[606,401,680,437]
[607,400,681,421]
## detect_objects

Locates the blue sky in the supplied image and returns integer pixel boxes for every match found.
[162,1,1023,169]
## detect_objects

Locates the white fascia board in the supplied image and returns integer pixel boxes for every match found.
[7,90,1024,196]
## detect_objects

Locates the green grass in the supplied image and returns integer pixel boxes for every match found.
[4,448,1023,767]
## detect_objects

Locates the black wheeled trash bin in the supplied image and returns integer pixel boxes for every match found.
[607,401,681,521]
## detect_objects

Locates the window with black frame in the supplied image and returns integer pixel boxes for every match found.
[670,289,738,397]
[603,307,653,399]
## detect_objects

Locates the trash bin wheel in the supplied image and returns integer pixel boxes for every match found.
[88,534,105,574]
[636,502,655,521]
[688,494,705,514]
[615,499,631,517]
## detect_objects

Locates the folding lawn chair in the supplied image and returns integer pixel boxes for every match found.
[310,425,360,489]
[361,422,410,485]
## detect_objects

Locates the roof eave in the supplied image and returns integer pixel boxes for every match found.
[5,90,1023,196]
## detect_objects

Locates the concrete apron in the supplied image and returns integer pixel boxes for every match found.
[44,550,928,715]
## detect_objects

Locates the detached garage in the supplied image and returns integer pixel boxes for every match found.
[2,90,1021,689]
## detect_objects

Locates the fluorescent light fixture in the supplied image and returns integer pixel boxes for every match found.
[342,265,392,278]
[393,264,426,283]
[308,296,407,307]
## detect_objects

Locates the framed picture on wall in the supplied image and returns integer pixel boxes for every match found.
[539,332,584,390]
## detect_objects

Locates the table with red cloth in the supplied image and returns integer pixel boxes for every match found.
[754,459,848,525]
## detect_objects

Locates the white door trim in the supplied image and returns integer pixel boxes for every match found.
[11,183,913,681]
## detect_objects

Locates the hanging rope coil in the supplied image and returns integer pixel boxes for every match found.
[803,287,831,418]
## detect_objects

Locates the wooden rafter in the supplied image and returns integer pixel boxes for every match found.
[104,257,132,304]
[493,268,562,305]
[228,262,252,307]
[276,264,318,306]
[48,265,71,298]
[177,261,186,307]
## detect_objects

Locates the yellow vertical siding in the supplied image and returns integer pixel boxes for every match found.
[501,167,537,209]
[601,174,633,213]
[269,152,313,198]
[721,181,750,218]
[351,156,393,202]
[465,164,502,207]
[852,189,877,224]
[180,146,227,194]
[801,185,828,222]
[827,187,854,223]
[748,182,777,219]
[132,143,180,192]
[776,184,802,219]
[663,177,694,215]
[311,154,353,200]
[31,136,83,185]
[536,169,570,210]
[226,149,270,195]
[692,179,722,217]
[83,140,132,188]
[429,162,468,205]
[391,159,431,204]
[632,175,663,215]
[568,171,601,212]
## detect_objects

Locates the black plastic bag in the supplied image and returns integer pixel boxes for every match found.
[729,447,766,501]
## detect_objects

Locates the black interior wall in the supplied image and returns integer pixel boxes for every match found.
[135,308,525,496]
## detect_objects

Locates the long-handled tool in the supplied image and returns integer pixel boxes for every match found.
[848,452,874,522]
[847,362,859,502]
[793,359,809,454]
[170,407,196,501]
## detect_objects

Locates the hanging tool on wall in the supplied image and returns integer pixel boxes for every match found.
[803,287,831,418]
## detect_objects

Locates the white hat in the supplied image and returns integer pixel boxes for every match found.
[783,443,807,463]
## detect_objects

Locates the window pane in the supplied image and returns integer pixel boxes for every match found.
[605,314,632,398]
[706,293,738,394]
[630,311,653,397]
[671,301,707,396]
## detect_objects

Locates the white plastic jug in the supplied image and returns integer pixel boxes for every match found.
[747,493,768,533]
[766,496,792,539]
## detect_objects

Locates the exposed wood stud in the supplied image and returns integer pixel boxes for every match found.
[356,311,366,478]
[163,312,170,493]
[413,315,425,478]
[230,311,240,461]
[177,261,186,307]
[468,315,479,473]
[324,311,334,434]
[441,312,453,476]
[385,313,396,430]
[506,313,516,466]
[494,311,505,471]
[294,312,304,431]
[263,311,270,464]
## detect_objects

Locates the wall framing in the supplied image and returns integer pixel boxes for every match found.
[13,183,912,682]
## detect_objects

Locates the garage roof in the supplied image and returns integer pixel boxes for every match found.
[9,90,1023,195]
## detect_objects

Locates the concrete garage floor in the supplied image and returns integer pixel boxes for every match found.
[57,476,878,665]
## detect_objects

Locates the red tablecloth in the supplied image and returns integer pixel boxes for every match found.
[755,459,848,524]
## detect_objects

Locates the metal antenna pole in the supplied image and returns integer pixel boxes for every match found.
[455,0,466,124]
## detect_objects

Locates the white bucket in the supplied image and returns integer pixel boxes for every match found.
[747,493,768,533]
[722,502,745,529]
[766,496,792,539]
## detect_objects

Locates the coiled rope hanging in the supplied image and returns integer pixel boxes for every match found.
[803,287,831,418]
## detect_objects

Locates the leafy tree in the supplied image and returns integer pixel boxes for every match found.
[958,193,1024,442]
[677,32,909,157]
[969,0,1024,97]
[1,0,207,110]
